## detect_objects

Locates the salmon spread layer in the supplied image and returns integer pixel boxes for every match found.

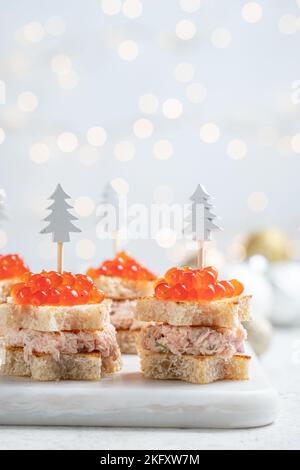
[110,300,145,331]
[141,324,247,359]
[5,323,119,362]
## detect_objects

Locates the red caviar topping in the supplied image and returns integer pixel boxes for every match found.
[0,254,29,281]
[11,271,104,306]
[154,266,244,302]
[87,251,156,282]
[154,282,171,300]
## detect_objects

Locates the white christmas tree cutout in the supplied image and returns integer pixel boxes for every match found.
[96,182,126,255]
[40,184,81,273]
[185,184,222,268]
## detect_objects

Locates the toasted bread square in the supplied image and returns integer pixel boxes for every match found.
[136,295,251,328]
[1,346,122,381]
[0,299,112,332]
[137,347,250,384]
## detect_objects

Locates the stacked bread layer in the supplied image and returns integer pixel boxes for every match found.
[136,296,252,384]
[94,275,154,354]
[0,299,122,381]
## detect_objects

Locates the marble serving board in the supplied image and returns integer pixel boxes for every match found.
[0,350,278,429]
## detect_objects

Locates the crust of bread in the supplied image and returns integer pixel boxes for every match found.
[0,299,112,332]
[137,347,250,384]
[94,275,154,300]
[0,278,22,303]
[116,329,139,354]
[136,295,251,328]
[1,346,122,381]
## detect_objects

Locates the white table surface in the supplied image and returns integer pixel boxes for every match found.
[0,328,299,450]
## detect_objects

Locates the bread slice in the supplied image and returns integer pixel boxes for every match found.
[0,278,22,303]
[94,275,154,300]
[136,295,251,329]
[138,347,250,384]
[116,329,139,354]
[0,299,112,332]
[1,346,122,381]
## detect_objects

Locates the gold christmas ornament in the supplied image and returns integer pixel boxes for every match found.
[245,228,292,262]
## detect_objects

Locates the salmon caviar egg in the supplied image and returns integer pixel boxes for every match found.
[219,280,235,297]
[16,286,32,304]
[58,286,79,305]
[164,267,178,284]
[31,275,51,291]
[197,284,215,301]
[0,254,29,280]
[74,274,94,291]
[155,282,171,300]
[62,272,76,286]
[46,288,60,305]
[194,270,215,288]
[154,266,244,302]
[213,282,226,299]
[31,290,48,306]
[20,272,31,282]
[114,264,124,275]
[171,283,188,301]
[47,271,63,288]
[87,252,155,281]
[77,289,89,303]
[203,266,218,280]
[89,287,104,304]
[11,282,23,298]
[230,279,244,296]
[181,270,197,288]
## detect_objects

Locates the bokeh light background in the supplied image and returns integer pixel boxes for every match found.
[0,0,300,274]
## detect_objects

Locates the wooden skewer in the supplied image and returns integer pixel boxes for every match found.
[57,241,63,274]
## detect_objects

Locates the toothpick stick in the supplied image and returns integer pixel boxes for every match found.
[197,240,204,269]
[113,231,120,255]
[57,241,63,274]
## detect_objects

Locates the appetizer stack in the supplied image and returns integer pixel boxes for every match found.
[0,254,29,303]
[136,266,251,384]
[88,251,156,354]
[0,271,121,381]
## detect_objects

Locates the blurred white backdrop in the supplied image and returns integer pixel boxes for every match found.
[0,0,299,274]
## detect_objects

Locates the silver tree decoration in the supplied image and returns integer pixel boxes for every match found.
[40,184,81,273]
[185,184,222,268]
[0,189,8,225]
[96,183,126,255]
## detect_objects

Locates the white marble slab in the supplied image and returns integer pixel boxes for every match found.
[0,350,278,429]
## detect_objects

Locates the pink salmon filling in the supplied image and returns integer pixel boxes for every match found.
[141,324,247,359]
[5,323,119,362]
[110,300,145,331]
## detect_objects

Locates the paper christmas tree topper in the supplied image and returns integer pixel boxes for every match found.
[96,182,126,255]
[185,184,222,268]
[40,184,81,272]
